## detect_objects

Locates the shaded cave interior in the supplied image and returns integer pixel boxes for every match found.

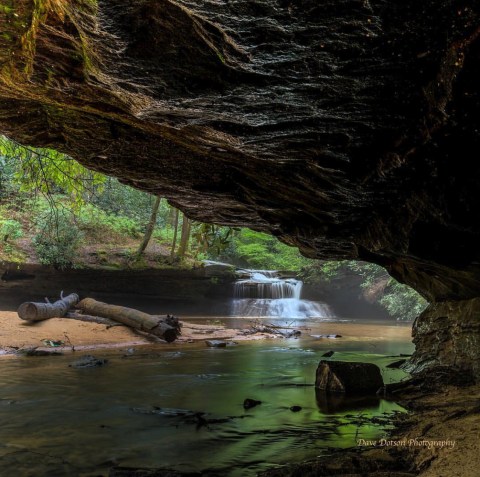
[1,0,480,381]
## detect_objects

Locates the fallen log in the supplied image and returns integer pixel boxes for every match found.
[76,298,180,342]
[17,293,79,321]
[247,323,301,338]
[65,312,123,328]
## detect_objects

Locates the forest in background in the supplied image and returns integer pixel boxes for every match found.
[0,137,426,321]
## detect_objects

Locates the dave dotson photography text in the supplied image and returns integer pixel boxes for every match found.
[357,439,456,449]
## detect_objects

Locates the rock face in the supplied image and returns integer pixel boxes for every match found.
[1,2,480,377]
[408,299,480,380]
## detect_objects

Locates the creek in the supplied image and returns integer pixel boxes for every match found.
[0,317,413,477]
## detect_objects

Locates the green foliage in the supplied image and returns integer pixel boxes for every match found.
[217,228,310,271]
[0,136,428,321]
[348,261,387,288]
[190,223,234,259]
[318,261,344,281]
[0,156,17,198]
[380,281,427,322]
[33,214,84,269]
[92,178,166,226]
[301,260,427,321]
[75,203,142,239]
[0,136,105,210]
[0,219,23,242]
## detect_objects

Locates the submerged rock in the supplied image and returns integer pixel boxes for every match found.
[322,350,335,357]
[17,348,63,357]
[315,360,384,394]
[243,398,262,409]
[132,407,200,419]
[315,389,381,414]
[109,467,202,476]
[205,340,228,348]
[69,355,108,368]
[289,406,302,412]
[386,359,408,369]
[311,335,342,339]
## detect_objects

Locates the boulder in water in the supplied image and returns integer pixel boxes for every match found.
[201,260,236,278]
[315,360,383,394]
[322,350,335,357]
[290,405,302,412]
[243,398,262,409]
[205,340,228,348]
[311,334,342,339]
[69,355,108,368]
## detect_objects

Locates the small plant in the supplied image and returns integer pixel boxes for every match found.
[33,214,83,269]
[0,219,23,242]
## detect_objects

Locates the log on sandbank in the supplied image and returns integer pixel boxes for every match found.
[17,293,79,321]
[77,298,181,343]
[64,312,123,328]
[246,323,301,338]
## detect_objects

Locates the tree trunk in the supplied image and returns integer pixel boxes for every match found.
[76,298,180,342]
[65,312,122,328]
[170,208,179,258]
[136,196,161,257]
[17,293,79,321]
[178,214,191,258]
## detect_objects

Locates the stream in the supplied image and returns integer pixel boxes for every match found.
[0,318,413,477]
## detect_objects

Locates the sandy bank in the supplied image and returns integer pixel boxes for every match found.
[0,311,278,354]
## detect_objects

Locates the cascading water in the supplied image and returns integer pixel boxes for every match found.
[231,269,333,319]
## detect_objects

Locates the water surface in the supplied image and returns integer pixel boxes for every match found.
[0,318,413,476]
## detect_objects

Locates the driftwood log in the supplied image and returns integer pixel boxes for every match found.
[246,323,301,338]
[17,293,79,321]
[64,312,122,328]
[77,298,180,342]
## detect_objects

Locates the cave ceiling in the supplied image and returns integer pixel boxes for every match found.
[1,0,480,300]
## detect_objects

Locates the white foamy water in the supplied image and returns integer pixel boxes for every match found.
[231,270,333,319]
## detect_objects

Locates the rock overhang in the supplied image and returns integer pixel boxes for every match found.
[1,0,480,303]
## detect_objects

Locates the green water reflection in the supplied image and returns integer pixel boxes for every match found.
[0,320,413,476]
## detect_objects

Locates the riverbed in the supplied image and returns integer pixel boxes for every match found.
[0,317,413,476]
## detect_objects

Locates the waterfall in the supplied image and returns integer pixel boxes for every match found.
[231,270,333,319]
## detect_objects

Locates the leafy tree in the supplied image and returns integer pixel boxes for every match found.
[217,228,310,271]
[92,177,169,225]
[379,281,427,321]
[0,155,17,198]
[301,260,427,321]
[0,219,23,243]
[0,136,105,210]
[190,223,234,259]
[33,213,84,269]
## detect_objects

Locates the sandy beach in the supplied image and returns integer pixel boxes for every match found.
[0,311,279,355]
